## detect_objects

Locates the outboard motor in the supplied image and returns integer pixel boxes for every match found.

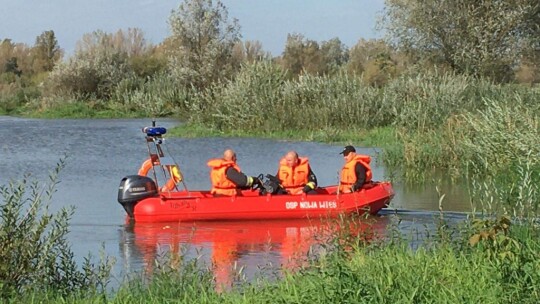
[118,175,158,218]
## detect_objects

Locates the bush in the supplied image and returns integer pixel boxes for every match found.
[0,159,114,298]
[46,50,133,100]
[112,73,193,117]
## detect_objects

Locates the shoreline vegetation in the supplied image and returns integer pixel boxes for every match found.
[3,167,540,303]
[2,0,539,302]
[3,73,540,302]
[8,68,540,182]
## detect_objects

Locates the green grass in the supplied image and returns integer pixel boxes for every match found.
[11,216,538,304]
[21,101,148,119]
[170,123,397,147]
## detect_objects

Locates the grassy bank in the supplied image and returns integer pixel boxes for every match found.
[169,123,398,148]
[16,100,148,119]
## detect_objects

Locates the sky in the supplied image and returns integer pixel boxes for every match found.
[0,0,385,56]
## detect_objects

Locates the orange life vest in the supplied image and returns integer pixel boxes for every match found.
[207,159,242,196]
[339,155,372,192]
[277,157,310,194]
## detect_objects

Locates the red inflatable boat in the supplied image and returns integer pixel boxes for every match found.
[118,124,394,223]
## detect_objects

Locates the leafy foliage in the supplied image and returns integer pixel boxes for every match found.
[167,0,241,90]
[281,34,349,77]
[230,40,271,72]
[0,159,114,298]
[45,29,160,100]
[111,72,193,117]
[382,0,540,82]
[31,30,63,73]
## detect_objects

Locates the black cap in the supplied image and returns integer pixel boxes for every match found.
[340,145,356,155]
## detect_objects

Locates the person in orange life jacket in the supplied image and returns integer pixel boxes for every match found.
[277,151,318,194]
[338,145,373,193]
[207,149,262,196]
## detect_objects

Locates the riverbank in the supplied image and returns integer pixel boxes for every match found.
[2,71,540,302]
[6,101,149,119]
[10,70,540,186]
[168,123,397,147]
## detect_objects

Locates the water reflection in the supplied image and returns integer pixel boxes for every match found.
[120,216,390,289]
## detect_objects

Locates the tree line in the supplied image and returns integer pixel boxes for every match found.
[0,0,538,114]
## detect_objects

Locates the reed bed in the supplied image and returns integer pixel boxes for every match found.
[159,62,540,183]
[181,63,523,133]
[393,92,540,179]
[111,73,194,118]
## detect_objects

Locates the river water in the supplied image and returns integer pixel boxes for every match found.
[0,117,472,285]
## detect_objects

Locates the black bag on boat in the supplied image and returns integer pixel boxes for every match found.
[259,174,287,195]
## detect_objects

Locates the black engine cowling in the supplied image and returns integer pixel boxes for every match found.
[118,175,158,217]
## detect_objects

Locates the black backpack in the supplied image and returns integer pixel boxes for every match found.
[259,174,287,195]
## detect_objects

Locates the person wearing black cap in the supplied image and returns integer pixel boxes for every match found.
[207,149,262,196]
[338,145,372,193]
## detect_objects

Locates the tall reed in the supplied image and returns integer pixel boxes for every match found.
[167,62,540,184]
[111,73,195,118]
[183,64,521,133]
[385,90,540,181]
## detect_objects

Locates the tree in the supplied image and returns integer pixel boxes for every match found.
[281,35,349,76]
[167,0,241,89]
[129,46,168,79]
[0,39,31,77]
[110,28,150,57]
[230,40,271,73]
[302,40,322,75]
[348,39,381,75]
[281,34,325,76]
[0,39,15,74]
[382,0,540,82]
[281,34,306,76]
[232,40,269,64]
[32,30,62,72]
[320,38,349,75]
[347,38,402,86]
